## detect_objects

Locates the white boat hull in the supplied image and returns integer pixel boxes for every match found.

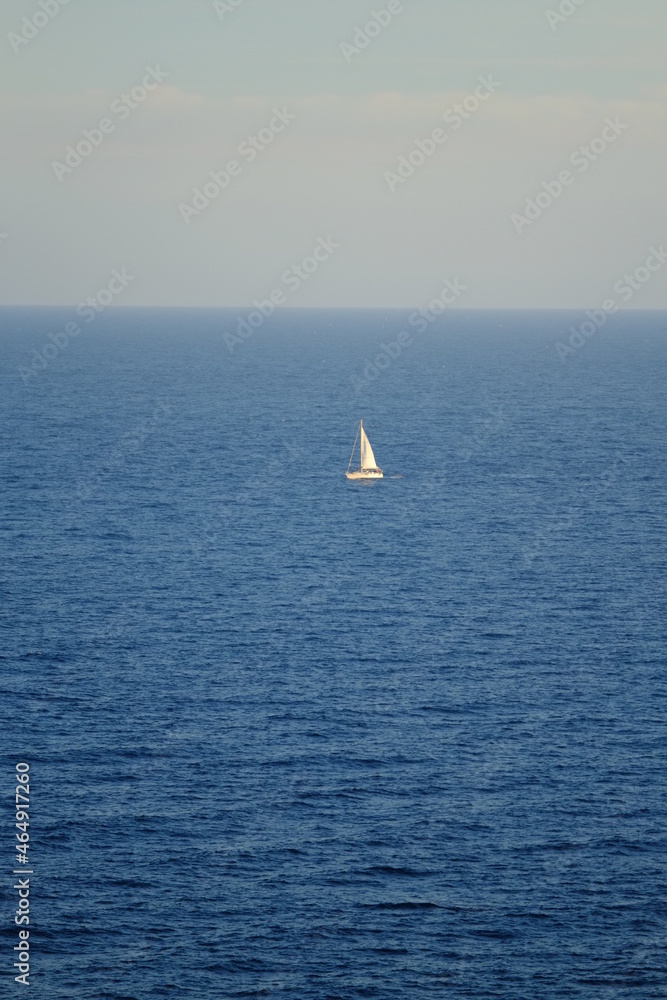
[346,470,383,480]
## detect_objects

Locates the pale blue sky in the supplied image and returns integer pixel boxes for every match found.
[2,0,666,307]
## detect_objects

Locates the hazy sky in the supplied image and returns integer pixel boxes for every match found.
[1,0,666,307]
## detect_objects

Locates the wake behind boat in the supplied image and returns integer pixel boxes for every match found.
[346,420,383,480]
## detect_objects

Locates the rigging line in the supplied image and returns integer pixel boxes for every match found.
[347,421,361,473]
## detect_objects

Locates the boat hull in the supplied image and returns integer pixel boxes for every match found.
[346,470,383,480]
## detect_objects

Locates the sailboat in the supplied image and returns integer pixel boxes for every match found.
[346,420,383,480]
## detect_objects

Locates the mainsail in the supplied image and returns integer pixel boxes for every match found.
[360,425,377,469]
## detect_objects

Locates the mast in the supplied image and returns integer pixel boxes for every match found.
[347,421,361,474]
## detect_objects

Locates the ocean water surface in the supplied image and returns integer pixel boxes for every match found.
[1,307,666,998]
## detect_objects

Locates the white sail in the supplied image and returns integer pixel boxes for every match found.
[360,425,377,469]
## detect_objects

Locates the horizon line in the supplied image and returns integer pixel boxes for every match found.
[1,304,666,313]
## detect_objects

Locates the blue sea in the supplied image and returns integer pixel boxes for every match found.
[1,307,666,999]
